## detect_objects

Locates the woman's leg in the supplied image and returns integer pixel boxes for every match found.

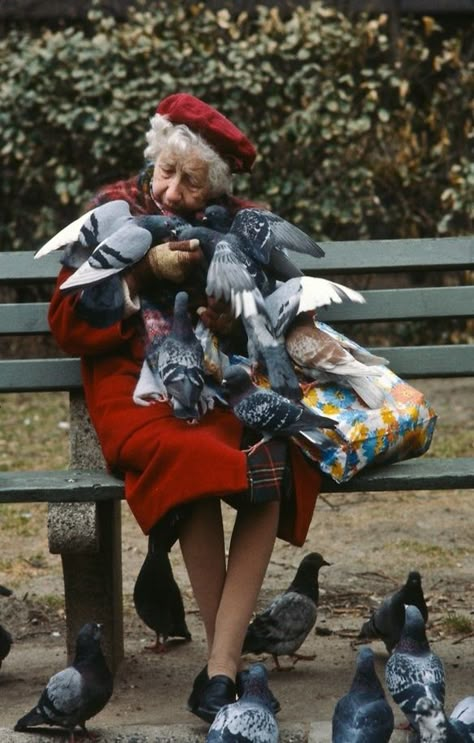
[208,499,280,681]
[178,497,227,650]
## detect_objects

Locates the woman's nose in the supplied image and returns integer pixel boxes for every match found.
[165,177,182,203]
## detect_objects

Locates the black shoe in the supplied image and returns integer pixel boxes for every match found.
[236,669,281,714]
[187,665,209,713]
[194,674,236,723]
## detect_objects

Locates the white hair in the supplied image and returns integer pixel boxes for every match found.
[144,114,233,198]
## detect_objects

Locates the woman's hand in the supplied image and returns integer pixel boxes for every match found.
[126,239,204,294]
[197,296,238,336]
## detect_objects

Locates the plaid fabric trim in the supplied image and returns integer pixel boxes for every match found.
[246,438,289,504]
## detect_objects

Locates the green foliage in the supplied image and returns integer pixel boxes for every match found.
[0,0,472,250]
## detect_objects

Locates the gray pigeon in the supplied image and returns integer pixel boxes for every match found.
[133,534,191,653]
[207,663,279,743]
[14,622,113,741]
[358,570,428,653]
[221,364,340,455]
[147,291,206,423]
[57,210,186,292]
[332,647,394,743]
[242,552,330,670]
[385,605,445,734]
[285,315,389,408]
[414,696,474,742]
[240,276,366,402]
[202,204,234,233]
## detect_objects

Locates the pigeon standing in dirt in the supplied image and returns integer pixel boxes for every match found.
[385,605,445,733]
[242,552,330,670]
[133,530,191,653]
[332,646,394,742]
[414,696,474,742]
[358,570,428,653]
[222,364,340,455]
[14,622,113,741]
[207,663,279,743]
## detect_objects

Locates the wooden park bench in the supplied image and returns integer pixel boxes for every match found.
[0,236,473,673]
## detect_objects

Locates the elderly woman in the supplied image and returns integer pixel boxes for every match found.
[48,93,321,723]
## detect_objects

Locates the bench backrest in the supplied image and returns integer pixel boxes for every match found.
[1,237,473,392]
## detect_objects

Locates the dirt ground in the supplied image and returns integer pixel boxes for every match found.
[0,378,473,739]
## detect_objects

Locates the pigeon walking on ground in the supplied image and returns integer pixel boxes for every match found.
[14,622,113,742]
[207,663,279,743]
[414,696,474,742]
[358,570,429,653]
[285,315,389,408]
[221,364,340,455]
[332,646,394,742]
[145,291,208,423]
[385,605,445,734]
[133,530,191,653]
[242,552,330,670]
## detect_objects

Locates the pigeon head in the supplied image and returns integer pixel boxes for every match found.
[240,663,274,709]
[74,622,103,659]
[202,204,234,233]
[221,365,254,395]
[289,552,330,600]
[398,604,430,652]
[351,647,386,696]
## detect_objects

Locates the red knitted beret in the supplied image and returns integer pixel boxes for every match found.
[156,93,256,173]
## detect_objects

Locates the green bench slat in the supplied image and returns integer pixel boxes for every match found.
[0,458,472,503]
[290,236,474,274]
[0,358,82,391]
[0,344,472,392]
[1,237,473,283]
[1,284,471,335]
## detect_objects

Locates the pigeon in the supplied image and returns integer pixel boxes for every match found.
[221,363,340,455]
[332,646,394,743]
[358,570,429,653]
[0,623,12,669]
[451,696,474,727]
[144,291,209,423]
[240,276,366,401]
[14,622,113,742]
[0,584,12,596]
[414,696,474,743]
[385,604,445,733]
[133,533,191,653]
[242,552,330,670]
[207,663,279,743]
[201,204,234,233]
[285,315,389,408]
[56,209,186,292]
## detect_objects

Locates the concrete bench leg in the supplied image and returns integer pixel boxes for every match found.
[48,500,124,674]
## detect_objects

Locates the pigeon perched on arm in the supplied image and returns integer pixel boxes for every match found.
[207,663,279,743]
[59,212,187,292]
[221,364,340,455]
[14,622,113,742]
[385,604,445,734]
[285,315,389,408]
[358,570,428,653]
[133,532,191,653]
[332,646,394,743]
[242,552,330,670]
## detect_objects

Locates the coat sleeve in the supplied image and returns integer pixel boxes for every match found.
[48,267,138,357]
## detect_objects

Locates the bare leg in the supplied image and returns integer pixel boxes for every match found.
[208,500,280,681]
[178,498,226,650]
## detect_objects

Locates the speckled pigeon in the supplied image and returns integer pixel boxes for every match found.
[286,315,389,408]
[414,696,474,742]
[147,291,207,423]
[358,570,428,653]
[14,622,113,742]
[332,647,394,743]
[207,663,279,743]
[385,604,445,734]
[221,364,340,455]
[133,532,191,653]
[242,552,330,670]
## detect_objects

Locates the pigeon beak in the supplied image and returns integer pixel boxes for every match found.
[322,560,331,567]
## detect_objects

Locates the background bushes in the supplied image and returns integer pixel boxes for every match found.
[0,0,472,251]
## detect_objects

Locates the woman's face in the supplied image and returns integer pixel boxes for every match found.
[152,148,212,216]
